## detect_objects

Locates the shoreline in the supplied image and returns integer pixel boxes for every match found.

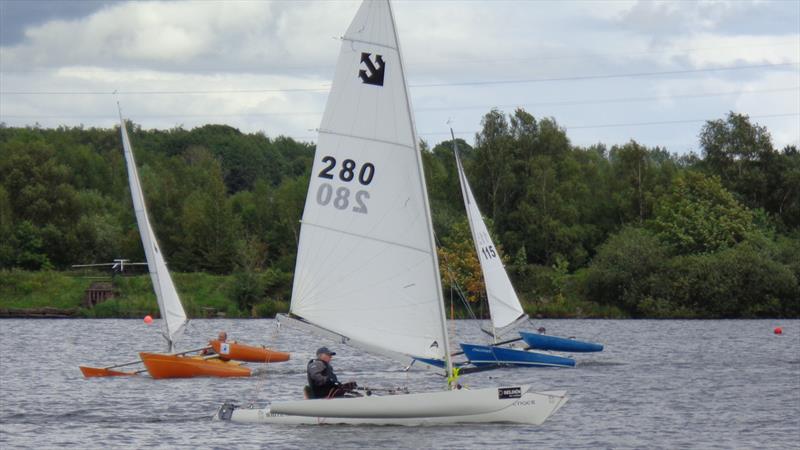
[1,310,796,320]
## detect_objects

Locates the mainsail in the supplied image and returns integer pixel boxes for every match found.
[289,0,451,371]
[119,109,187,351]
[452,135,526,333]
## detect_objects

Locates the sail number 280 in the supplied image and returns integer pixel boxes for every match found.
[316,156,375,214]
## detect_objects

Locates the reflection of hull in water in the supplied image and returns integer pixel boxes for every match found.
[460,343,576,368]
[209,340,290,363]
[519,332,604,353]
[218,385,567,425]
[139,352,251,379]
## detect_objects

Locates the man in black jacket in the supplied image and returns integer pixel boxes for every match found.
[306,347,356,399]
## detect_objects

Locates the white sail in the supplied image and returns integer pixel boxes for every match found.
[119,109,187,350]
[453,138,526,332]
[289,0,450,369]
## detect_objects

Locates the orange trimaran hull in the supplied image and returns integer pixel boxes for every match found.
[210,340,291,363]
[139,352,252,379]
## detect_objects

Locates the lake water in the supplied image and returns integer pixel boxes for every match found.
[0,319,798,449]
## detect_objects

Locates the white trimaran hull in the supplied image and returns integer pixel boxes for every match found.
[221,386,566,425]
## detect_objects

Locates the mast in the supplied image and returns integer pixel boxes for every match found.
[386,0,453,380]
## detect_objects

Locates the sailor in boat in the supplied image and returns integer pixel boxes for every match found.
[305,347,358,399]
[201,331,229,355]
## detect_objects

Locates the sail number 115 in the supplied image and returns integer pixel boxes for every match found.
[481,245,497,260]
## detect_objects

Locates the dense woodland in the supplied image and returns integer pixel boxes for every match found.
[1,110,798,318]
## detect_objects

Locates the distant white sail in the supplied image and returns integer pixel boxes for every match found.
[119,110,187,350]
[453,140,526,332]
[289,0,450,367]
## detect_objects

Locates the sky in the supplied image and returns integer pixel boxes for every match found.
[1,0,798,154]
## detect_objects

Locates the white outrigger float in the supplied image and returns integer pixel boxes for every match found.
[217,0,567,426]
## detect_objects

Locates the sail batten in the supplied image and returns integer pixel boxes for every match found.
[318,129,416,149]
[343,37,399,51]
[300,221,433,255]
[119,108,187,349]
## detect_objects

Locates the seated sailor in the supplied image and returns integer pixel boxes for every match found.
[306,346,357,399]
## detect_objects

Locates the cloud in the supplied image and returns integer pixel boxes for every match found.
[613,0,800,38]
[2,1,355,75]
[0,0,112,46]
[1,0,797,153]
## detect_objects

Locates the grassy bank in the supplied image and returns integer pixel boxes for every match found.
[0,269,620,319]
[0,270,289,318]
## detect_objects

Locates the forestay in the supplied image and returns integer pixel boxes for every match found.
[119,110,187,351]
[453,140,525,332]
[289,0,449,366]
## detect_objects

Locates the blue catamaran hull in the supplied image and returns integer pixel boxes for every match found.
[519,331,604,353]
[460,343,576,368]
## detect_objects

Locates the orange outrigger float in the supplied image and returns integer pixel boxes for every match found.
[139,342,290,379]
[209,340,290,363]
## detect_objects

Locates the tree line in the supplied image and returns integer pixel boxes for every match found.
[0,110,797,318]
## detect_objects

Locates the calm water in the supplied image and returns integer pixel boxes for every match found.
[0,319,798,449]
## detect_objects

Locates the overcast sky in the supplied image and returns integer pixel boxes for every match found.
[1,0,798,154]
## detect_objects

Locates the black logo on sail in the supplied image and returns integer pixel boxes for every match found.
[359,53,385,86]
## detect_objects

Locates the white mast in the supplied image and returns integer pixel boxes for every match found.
[387,0,453,380]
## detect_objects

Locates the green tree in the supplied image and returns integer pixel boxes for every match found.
[608,141,677,225]
[660,239,799,317]
[0,185,13,267]
[173,153,240,273]
[650,172,753,254]
[698,112,799,227]
[583,226,671,315]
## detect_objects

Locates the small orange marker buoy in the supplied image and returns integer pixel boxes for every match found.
[144,315,153,325]
[774,326,783,335]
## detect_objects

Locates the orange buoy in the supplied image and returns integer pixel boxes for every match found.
[774,326,783,335]
[144,315,153,325]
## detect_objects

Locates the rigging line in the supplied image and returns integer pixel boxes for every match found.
[564,113,800,130]
[411,62,799,88]
[433,233,479,321]
[0,87,330,95]
[420,86,800,112]
[415,113,800,136]
[407,41,800,67]
[2,63,796,96]
[4,115,794,144]
[3,41,797,75]
[5,86,796,120]
[3,42,797,77]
